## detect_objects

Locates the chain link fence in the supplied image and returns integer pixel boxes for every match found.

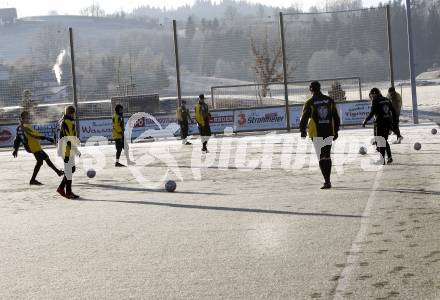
[282,7,391,84]
[73,20,176,119]
[0,23,73,124]
[0,8,394,127]
[177,16,281,111]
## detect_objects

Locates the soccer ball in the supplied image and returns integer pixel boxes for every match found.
[87,169,96,178]
[165,180,177,192]
[414,142,422,151]
[432,128,437,135]
[359,146,367,155]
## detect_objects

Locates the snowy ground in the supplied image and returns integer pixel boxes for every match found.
[0,124,439,299]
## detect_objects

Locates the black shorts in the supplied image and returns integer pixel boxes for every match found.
[375,123,391,140]
[180,122,189,139]
[33,150,48,161]
[199,124,211,137]
[115,139,124,151]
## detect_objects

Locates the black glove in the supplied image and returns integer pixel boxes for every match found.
[300,131,307,138]
[362,121,367,128]
[12,150,18,158]
[333,133,339,141]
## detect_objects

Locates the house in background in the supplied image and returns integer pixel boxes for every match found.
[31,71,70,103]
[32,85,69,103]
[0,8,17,25]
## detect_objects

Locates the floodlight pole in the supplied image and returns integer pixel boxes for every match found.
[69,27,80,138]
[279,12,291,132]
[405,0,419,124]
[386,5,395,87]
[173,20,182,108]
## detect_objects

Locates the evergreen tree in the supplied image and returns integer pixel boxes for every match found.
[185,16,196,40]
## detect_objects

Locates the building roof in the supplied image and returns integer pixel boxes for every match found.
[0,8,17,19]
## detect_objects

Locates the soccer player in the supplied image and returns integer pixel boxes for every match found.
[112,104,134,167]
[387,86,403,144]
[300,81,340,189]
[57,106,80,199]
[195,94,211,153]
[176,100,193,145]
[12,111,64,185]
[363,88,400,165]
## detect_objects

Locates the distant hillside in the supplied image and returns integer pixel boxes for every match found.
[0,15,162,60]
[132,0,284,21]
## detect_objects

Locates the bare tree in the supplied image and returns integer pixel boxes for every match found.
[80,3,106,17]
[250,32,283,100]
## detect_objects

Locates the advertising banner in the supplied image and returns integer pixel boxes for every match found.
[234,107,286,132]
[79,119,113,141]
[0,124,17,147]
[207,110,235,134]
[338,101,371,125]
[289,105,303,129]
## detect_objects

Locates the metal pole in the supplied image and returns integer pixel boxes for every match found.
[279,12,291,132]
[69,27,80,138]
[210,87,215,108]
[173,20,182,108]
[405,0,419,124]
[386,4,395,87]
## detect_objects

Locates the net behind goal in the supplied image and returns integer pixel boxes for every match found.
[211,77,362,110]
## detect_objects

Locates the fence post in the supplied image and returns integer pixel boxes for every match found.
[279,12,291,132]
[210,87,215,108]
[69,27,80,139]
[173,20,182,109]
[405,0,419,124]
[386,4,395,88]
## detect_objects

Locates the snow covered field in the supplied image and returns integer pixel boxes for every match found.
[0,124,439,299]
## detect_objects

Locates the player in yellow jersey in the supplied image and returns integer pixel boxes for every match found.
[195,94,211,153]
[112,104,134,167]
[176,100,193,145]
[57,106,81,199]
[12,111,64,185]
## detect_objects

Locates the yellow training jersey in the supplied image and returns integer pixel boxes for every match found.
[112,113,124,140]
[195,102,209,127]
[20,123,43,153]
[59,115,77,157]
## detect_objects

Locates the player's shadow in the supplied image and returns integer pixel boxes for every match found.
[74,198,363,219]
[334,186,440,196]
[78,182,228,196]
[393,162,440,167]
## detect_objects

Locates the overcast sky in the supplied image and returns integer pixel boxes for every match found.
[1,0,385,18]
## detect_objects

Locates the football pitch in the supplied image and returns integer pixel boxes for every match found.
[0,125,439,299]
